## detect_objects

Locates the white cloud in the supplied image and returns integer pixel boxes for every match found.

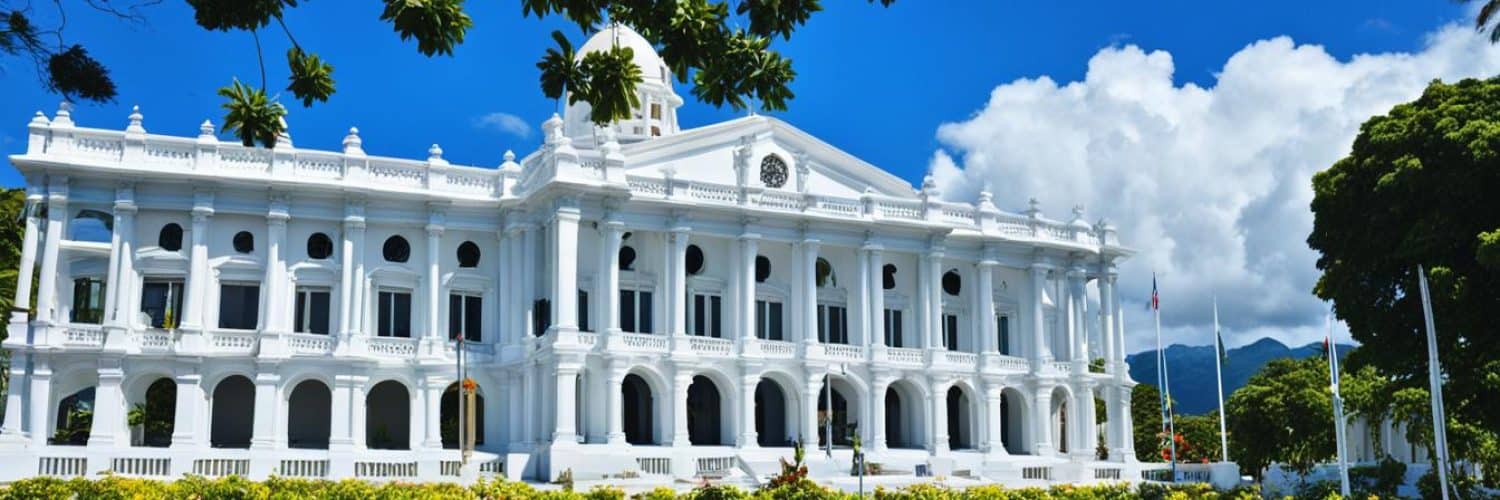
[931,24,1500,353]
[473,112,532,139]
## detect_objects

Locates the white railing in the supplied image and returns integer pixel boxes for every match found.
[757,190,805,211]
[210,330,257,354]
[478,459,505,476]
[1022,466,1052,481]
[757,339,795,358]
[1051,361,1074,374]
[575,332,600,347]
[993,355,1030,372]
[354,461,418,479]
[368,337,418,358]
[943,351,978,367]
[877,199,923,220]
[688,336,734,356]
[279,459,329,478]
[133,330,173,351]
[887,347,924,364]
[1094,467,1122,480]
[824,343,864,361]
[286,333,334,355]
[38,456,87,477]
[194,458,250,477]
[111,457,171,477]
[440,461,462,477]
[696,456,736,477]
[619,332,669,351]
[63,324,104,347]
[637,457,671,476]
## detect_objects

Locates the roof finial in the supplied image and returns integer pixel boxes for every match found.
[503,149,516,162]
[342,127,364,155]
[1026,198,1041,218]
[29,111,50,127]
[428,143,446,164]
[52,101,74,127]
[126,105,145,134]
[275,116,292,148]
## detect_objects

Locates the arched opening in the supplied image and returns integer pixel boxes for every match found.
[946,386,975,450]
[621,374,656,445]
[287,380,331,449]
[1051,387,1070,455]
[51,387,95,445]
[68,209,112,242]
[884,381,926,450]
[382,236,411,263]
[754,378,793,447]
[817,383,853,448]
[457,241,481,268]
[1001,388,1028,454]
[366,380,411,450]
[158,223,183,251]
[306,233,334,260]
[136,378,176,447]
[210,375,254,448]
[442,381,485,449]
[686,375,724,445]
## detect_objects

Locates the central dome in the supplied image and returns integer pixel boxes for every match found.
[562,23,684,145]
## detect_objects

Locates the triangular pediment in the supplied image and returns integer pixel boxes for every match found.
[617,115,918,199]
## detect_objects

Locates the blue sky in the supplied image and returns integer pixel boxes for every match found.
[0,1,1472,188]
[1,1,1491,351]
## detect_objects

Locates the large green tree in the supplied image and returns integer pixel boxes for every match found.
[9,1,895,148]
[1131,382,1167,463]
[1308,76,1500,482]
[1224,356,1335,480]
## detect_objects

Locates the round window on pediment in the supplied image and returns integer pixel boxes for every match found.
[815,258,835,288]
[307,232,334,260]
[232,231,254,254]
[383,236,411,263]
[755,256,771,283]
[883,264,897,290]
[158,223,183,252]
[942,270,962,296]
[760,155,788,189]
[685,244,704,275]
[457,241,481,268]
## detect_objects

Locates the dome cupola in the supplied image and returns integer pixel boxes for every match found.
[562,24,684,146]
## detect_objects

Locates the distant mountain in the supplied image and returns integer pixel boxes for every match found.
[1126,337,1353,415]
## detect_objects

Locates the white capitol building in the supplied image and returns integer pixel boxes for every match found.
[0,25,1151,487]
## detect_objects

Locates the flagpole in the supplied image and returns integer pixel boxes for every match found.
[1417,266,1452,500]
[1153,274,1176,480]
[1213,297,1228,462]
[1327,311,1351,497]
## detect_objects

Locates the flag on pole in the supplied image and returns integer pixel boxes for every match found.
[1212,297,1229,462]
[1150,275,1160,311]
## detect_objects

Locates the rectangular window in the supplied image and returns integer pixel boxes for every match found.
[619,289,654,334]
[818,304,849,344]
[70,278,106,324]
[943,313,960,351]
[650,103,662,119]
[884,309,903,348]
[140,280,184,329]
[689,293,722,338]
[294,287,331,335]
[218,284,261,330]
[997,315,1011,355]
[578,290,590,333]
[448,293,482,342]
[378,291,412,338]
[532,298,550,337]
[756,300,784,341]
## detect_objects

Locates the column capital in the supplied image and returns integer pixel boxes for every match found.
[426,224,445,237]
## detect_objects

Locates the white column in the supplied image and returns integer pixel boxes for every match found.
[870,376,892,451]
[605,361,626,445]
[9,188,41,324]
[671,371,692,446]
[338,202,364,337]
[551,203,580,332]
[112,203,137,329]
[800,381,819,446]
[916,252,931,350]
[1077,385,1098,459]
[926,249,944,349]
[1,352,26,436]
[930,381,949,453]
[425,214,444,340]
[668,228,689,337]
[1030,264,1049,365]
[800,238,819,345]
[856,248,870,345]
[329,375,357,451]
[866,247,885,348]
[33,178,66,326]
[739,234,759,343]
[1100,270,1117,372]
[1032,387,1054,456]
[978,260,997,352]
[263,198,290,333]
[350,379,368,450]
[1068,266,1087,366]
[599,218,623,335]
[554,364,580,445]
[493,228,506,344]
[87,364,127,447]
[27,363,52,446]
[983,383,1006,455]
[738,371,759,448]
[521,225,538,338]
[170,373,206,448]
[180,192,213,334]
[101,199,122,328]
[521,362,536,444]
[250,372,282,449]
[422,376,443,449]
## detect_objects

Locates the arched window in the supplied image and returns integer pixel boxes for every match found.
[306,233,333,260]
[618,246,637,271]
[882,264,897,290]
[68,209,113,242]
[232,231,254,254]
[158,223,183,251]
[685,245,704,275]
[942,270,962,296]
[382,236,410,263]
[457,241,481,268]
[815,258,836,288]
[755,256,771,283]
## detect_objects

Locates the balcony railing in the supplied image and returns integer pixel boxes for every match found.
[367,337,419,359]
[688,336,734,357]
[618,332,669,352]
[209,330,258,355]
[824,343,865,362]
[62,324,104,347]
[886,347,925,365]
[286,333,335,356]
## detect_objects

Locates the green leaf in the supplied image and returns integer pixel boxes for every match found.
[185,0,299,32]
[217,78,286,148]
[380,0,473,57]
[578,45,643,124]
[536,30,583,101]
[47,45,116,103]
[737,0,823,40]
[285,47,336,107]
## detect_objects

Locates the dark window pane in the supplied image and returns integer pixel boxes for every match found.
[817,305,826,343]
[394,293,411,338]
[219,285,260,330]
[639,292,653,333]
[378,292,392,337]
[769,302,783,341]
[710,296,721,338]
[309,292,330,335]
[620,290,636,333]
[755,300,767,339]
[692,295,705,336]
[577,290,589,333]
[449,295,462,340]
[465,295,482,342]
[295,292,307,333]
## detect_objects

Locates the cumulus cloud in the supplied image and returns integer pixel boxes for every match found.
[473,111,533,139]
[931,24,1500,353]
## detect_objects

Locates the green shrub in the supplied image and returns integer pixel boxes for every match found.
[584,485,626,500]
[633,486,679,500]
[1,477,78,500]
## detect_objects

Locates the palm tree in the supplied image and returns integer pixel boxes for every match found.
[1475,0,1500,42]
